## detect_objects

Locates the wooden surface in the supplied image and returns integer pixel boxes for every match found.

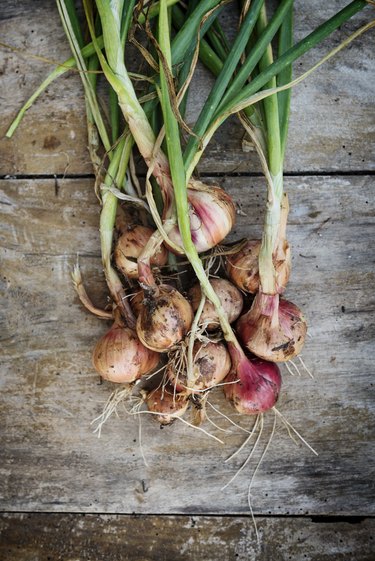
[0,514,374,561]
[1,0,375,559]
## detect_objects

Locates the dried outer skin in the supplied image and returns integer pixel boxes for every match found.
[136,285,194,352]
[236,292,307,362]
[114,225,168,279]
[92,324,160,383]
[167,339,231,394]
[145,385,189,425]
[226,238,291,294]
[167,179,236,253]
[223,343,282,414]
[189,278,243,331]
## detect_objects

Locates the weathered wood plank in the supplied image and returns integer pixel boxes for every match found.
[0,1,374,175]
[1,176,374,515]
[0,513,374,561]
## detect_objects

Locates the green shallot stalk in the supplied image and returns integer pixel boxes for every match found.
[157,0,238,349]
[85,0,176,209]
[56,0,112,155]
[99,135,136,325]
[184,0,368,178]
[277,4,294,160]
[256,3,283,295]
[5,0,180,138]
[183,0,264,168]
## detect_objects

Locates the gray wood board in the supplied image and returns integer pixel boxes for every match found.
[0,1,374,175]
[0,513,374,561]
[1,175,374,515]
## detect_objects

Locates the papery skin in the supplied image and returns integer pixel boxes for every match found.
[136,285,194,352]
[189,278,243,331]
[224,343,282,414]
[92,323,160,383]
[236,292,307,362]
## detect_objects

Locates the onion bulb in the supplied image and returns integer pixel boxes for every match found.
[236,292,307,362]
[143,385,189,425]
[226,238,291,294]
[189,278,243,331]
[92,323,160,383]
[136,285,194,352]
[114,225,168,279]
[167,339,231,394]
[129,289,144,317]
[223,343,282,414]
[168,179,236,253]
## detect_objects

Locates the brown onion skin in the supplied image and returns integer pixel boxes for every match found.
[167,179,236,253]
[92,323,160,383]
[226,239,291,294]
[114,225,168,279]
[189,278,243,331]
[136,285,194,352]
[236,292,307,362]
[223,343,282,414]
[167,340,231,394]
[144,385,189,425]
[130,290,144,317]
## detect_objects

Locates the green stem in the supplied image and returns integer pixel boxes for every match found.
[5,0,180,138]
[277,4,294,160]
[256,4,283,295]
[183,0,264,169]
[218,0,367,118]
[172,4,223,76]
[100,134,135,323]
[158,0,238,347]
[185,0,367,178]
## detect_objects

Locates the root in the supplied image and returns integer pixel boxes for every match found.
[273,407,318,456]
[297,355,314,379]
[127,409,224,444]
[206,401,251,434]
[225,414,260,464]
[284,361,295,377]
[91,385,133,437]
[247,411,277,545]
[137,402,149,467]
[204,408,232,434]
[221,414,263,490]
[288,359,302,377]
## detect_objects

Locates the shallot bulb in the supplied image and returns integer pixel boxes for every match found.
[114,225,168,279]
[129,289,144,317]
[236,292,307,362]
[223,343,282,414]
[143,385,189,425]
[92,323,160,383]
[167,339,231,394]
[189,278,243,331]
[168,179,236,253]
[136,285,194,352]
[226,238,291,294]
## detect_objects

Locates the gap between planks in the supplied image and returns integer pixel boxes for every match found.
[1,170,375,181]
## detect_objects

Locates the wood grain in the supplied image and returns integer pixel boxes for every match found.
[1,176,374,515]
[0,513,374,561]
[0,1,374,175]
